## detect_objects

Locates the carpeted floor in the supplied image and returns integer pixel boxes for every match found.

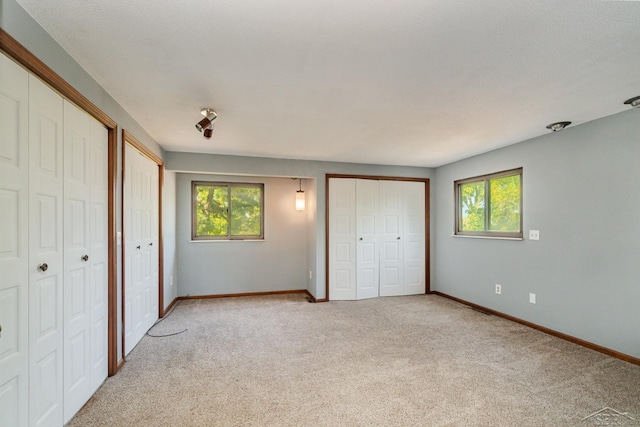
[69,294,640,426]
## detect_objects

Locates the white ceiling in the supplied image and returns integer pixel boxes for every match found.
[16,0,640,167]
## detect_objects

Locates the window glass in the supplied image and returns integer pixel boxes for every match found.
[460,181,485,232]
[455,168,522,238]
[193,182,264,240]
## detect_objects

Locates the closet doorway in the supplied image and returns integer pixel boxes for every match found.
[326,174,430,301]
[122,131,163,356]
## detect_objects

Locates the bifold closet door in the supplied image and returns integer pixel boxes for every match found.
[0,51,29,427]
[328,178,357,300]
[329,178,425,301]
[379,180,425,296]
[356,179,379,300]
[402,181,426,296]
[28,75,65,427]
[1,50,108,427]
[379,181,404,297]
[328,178,380,300]
[124,144,159,355]
[62,101,108,424]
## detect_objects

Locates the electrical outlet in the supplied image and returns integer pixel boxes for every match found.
[529,230,540,240]
[309,270,313,279]
[170,276,174,286]
[495,284,502,295]
[529,293,536,304]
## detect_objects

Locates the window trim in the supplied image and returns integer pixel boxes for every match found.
[454,168,523,239]
[191,181,265,241]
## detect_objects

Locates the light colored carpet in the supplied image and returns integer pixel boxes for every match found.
[69,294,640,426]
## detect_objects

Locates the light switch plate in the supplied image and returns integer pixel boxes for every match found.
[529,293,536,304]
[529,230,540,240]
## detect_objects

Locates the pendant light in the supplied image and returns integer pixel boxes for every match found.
[295,178,305,211]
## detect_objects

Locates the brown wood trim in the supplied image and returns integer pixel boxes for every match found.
[122,129,163,166]
[107,128,118,376]
[326,173,428,182]
[325,174,330,302]
[1,29,120,377]
[424,180,430,293]
[432,291,640,367]
[178,289,310,300]
[120,136,127,365]
[158,166,164,316]
[121,130,165,359]
[325,174,431,301]
[0,29,117,129]
[304,290,318,302]
[163,297,180,315]
[116,358,125,372]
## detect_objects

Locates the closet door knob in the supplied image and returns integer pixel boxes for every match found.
[359,237,363,241]
[38,263,48,272]
[81,255,89,262]
[136,245,141,249]
[149,242,153,246]
[397,237,401,240]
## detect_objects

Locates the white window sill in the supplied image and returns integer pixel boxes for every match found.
[451,235,523,241]
[189,239,265,243]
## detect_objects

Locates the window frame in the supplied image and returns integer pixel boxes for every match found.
[191,181,265,241]
[454,168,523,239]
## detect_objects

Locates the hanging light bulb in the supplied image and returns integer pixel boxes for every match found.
[295,178,305,211]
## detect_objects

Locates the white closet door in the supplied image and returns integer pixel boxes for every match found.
[28,75,64,427]
[0,51,29,427]
[88,117,108,392]
[62,101,108,423]
[356,179,379,300]
[124,145,159,355]
[379,181,403,297]
[403,181,425,295]
[328,178,357,300]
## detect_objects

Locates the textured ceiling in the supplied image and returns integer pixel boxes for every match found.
[16,0,640,167]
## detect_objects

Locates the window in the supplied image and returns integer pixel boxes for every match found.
[192,181,264,240]
[455,168,522,238]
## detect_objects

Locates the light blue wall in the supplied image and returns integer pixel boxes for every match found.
[166,152,434,299]
[434,108,640,358]
[175,173,310,296]
[163,171,178,308]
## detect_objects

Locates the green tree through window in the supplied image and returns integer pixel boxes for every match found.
[455,169,522,238]
[192,182,264,240]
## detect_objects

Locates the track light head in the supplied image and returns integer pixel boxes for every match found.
[195,108,217,132]
[203,125,213,139]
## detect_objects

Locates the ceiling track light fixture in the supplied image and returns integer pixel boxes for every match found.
[623,96,640,108]
[546,121,572,132]
[195,108,217,134]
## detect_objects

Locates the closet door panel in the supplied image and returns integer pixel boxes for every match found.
[328,178,356,300]
[62,101,108,423]
[356,179,379,300]
[29,75,64,427]
[0,51,29,427]
[89,120,108,391]
[403,181,425,295]
[124,145,159,354]
[379,181,404,296]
